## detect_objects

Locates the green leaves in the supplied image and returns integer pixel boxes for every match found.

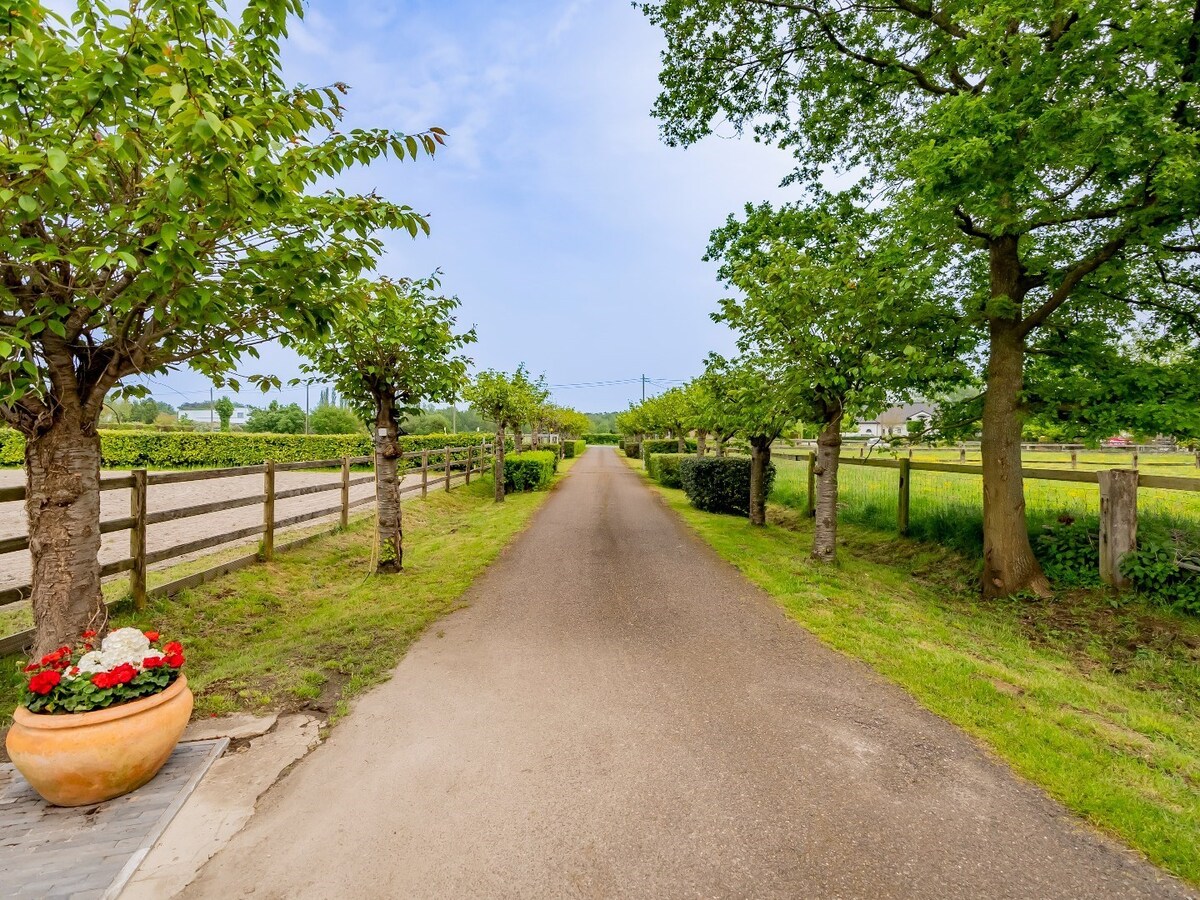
[297,276,476,431]
[0,0,448,432]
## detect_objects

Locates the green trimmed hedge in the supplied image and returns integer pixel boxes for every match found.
[623,440,641,459]
[679,456,775,517]
[641,438,697,459]
[0,430,499,470]
[647,453,687,489]
[561,439,586,459]
[583,433,620,445]
[503,451,558,491]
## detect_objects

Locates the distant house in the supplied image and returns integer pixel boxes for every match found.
[185,404,251,427]
[856,402,935,438]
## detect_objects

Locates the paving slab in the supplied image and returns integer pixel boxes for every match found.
[181,713,278,744]
[0,739,227,900]
[122,715,319,899]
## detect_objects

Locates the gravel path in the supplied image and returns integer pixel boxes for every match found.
[183,447,1190,899]
[0,466,428,593]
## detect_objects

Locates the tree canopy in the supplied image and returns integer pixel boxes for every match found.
[0,0,444,437]
[643,0,1200,594]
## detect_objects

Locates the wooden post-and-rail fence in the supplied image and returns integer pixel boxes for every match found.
[0,442,496,655]
[773,450,1200,588]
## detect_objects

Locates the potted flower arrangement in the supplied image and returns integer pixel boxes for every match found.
[6,627,192,807]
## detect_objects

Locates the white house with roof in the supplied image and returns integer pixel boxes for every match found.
[855,402,936,438]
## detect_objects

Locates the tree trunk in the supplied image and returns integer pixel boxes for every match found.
[812,416,843,563]
[981,237,1051,598]
[696,430,707,457]
[716,435,726,458]
[374,399,403,573]
[676,432,686,453]
[530,426,539,451]
[748,436,772,526]
[494,425,506,503]
[25,413,107,657]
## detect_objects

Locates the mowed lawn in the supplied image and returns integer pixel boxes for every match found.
[1,466,569,729]
[630,458,1200,887]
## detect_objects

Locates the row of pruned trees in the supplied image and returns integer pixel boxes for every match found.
[641,0,1200,598]
[0,1,512,653]
[463,366,589,502]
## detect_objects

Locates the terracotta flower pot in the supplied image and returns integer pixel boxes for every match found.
[6,675,193,807]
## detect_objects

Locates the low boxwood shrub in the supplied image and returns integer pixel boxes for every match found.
[623,440,641,459]
[503,451,557,492]
[640,438,697,459]
[679,456,774,517]
[647,453,687,489]
[560,439,586,459]
[583,433,620,445]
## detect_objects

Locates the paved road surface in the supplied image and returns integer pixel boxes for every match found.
[185,447,1190,899]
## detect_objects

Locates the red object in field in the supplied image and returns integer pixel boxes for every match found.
[1102,436,1133,448]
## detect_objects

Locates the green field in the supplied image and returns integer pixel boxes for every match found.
[770,453,1200,559]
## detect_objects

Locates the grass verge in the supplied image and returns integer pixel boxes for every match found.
[635,461,1200,887]
[1,466,570,729]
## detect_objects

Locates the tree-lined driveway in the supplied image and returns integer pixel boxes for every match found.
[185,447,1188,899]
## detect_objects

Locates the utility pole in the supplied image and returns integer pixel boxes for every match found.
[642,374,646,402]
[305,384,310,435]
[209,387,214,430]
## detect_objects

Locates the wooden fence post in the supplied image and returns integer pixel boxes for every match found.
[340,456,350,529]
[421,449,429,498]
[897,458,911,537]
[1098,469,1138,588]
[959,446,967,463]
[465,445,473,485]
[1071,450,1078,470]
[444,446,452,491]
[1195,451,1200,469]
[1132,448,1139,470]
[806,451,816,519]
[263,460,275,561]
[130,469,147,610]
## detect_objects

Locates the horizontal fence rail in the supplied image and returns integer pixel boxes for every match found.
[0,442,498,655]
[768,449,1200,585]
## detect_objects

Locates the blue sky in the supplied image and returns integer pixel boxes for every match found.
[149,0,798,413]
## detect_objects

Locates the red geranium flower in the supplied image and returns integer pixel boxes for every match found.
[164,641,183,656]
[82,630,97,639]
[111,663,137,685]
[164,652,185,669]
[29,670,61,695]
[144,630,160,642]
[22,662,39,673]
[142,655,164,669]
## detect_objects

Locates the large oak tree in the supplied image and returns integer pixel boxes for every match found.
[643,0,1200,595]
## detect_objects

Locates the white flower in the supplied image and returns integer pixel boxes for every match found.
[76,650,109,675]
[98,627,151,667]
